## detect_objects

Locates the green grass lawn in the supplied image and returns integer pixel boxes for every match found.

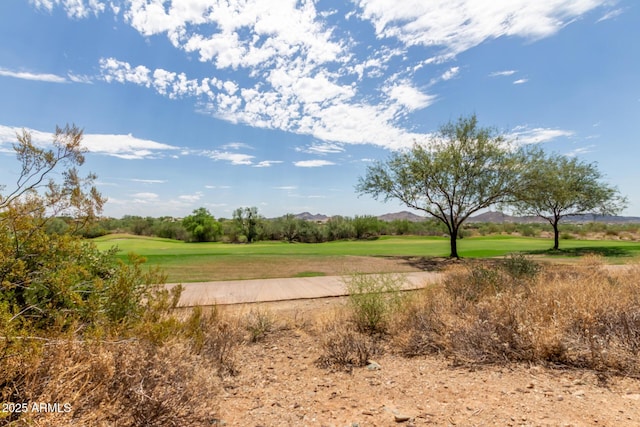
[92,234,640,282]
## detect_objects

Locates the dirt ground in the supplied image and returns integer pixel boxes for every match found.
[214,298,640,427]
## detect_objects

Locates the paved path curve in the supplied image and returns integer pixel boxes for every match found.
[168,271,443,306]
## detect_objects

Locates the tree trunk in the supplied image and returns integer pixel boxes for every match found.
[449,229,459,258]
[553,220,560,250]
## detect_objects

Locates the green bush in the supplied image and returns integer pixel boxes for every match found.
[502,253,540,281]
[344,273,405,334]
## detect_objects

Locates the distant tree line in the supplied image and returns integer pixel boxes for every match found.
[48,208,639,244]
[47,208,449,243]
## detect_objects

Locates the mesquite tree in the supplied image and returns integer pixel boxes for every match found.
[357,115,523,258]
[511,147,627,250]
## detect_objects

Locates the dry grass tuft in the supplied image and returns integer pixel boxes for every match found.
[4,338,221,426]
[314,308,382,372]
[1,304,248,426]
[393,256,640,375]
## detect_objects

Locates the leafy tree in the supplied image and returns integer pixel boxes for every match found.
[511,148,627,250]
[352,215,382,239]
[233,206,260,243]
[279,213,301,242]
[153,217,189,241]
[326,215,354,240]
[356,115,522,258]
[0,125,177,329]
[182,207,221,242]
[0,125,105,230]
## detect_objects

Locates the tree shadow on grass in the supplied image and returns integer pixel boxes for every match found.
[525,246,633,258]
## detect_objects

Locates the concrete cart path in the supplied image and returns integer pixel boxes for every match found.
[168,271,443,306]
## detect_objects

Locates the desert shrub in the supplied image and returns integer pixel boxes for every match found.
[181,306,242,376]
[395,287,449,357]
[316,320,382,371]
[502,253,540,281]
[395,259,640,375]
[519,225,537,237]
[443,264,507,303]
[244,307,275,343]
[344,273,406,334]
[2,339,221,427]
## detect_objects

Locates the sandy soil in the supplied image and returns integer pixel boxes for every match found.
[214,298,640,427]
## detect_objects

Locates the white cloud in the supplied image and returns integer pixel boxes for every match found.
[597,8,624,23]
[0,67,67,83]
[356,0,607,55]
[222,142,252,150]
[67,72,93,83]
[125,0,344,69]
[0,68,93,85]
[385,81,435,111]
[83,133,179,159]
[253,160,283,168]
[294,159,336,167]
[30,0,106,19]
[565,145,595,157]
[513,78,529,84]
[274,186,297,190]
[178,192,203,202]
[0,125,179,160]
[510,126,574,144]
[441,66,460,81]
[100,58,151,86]
[297,142,345,155]
[204,150,254,165]
[84,1,607,152]
[490,70,517,77]
[130,179,167,184]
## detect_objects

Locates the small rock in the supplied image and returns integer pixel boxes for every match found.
[394,413,411,423]
[366,362,381,371]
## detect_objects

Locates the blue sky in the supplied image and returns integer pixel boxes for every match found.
[1,0,638,219]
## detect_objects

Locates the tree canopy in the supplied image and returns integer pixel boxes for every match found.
[357,114,523,258]
[182,207,221,242]
[233,206,261,243]
[1,125,175,330]
[511,147,627,249]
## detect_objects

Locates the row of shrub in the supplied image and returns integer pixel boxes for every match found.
[50,212,640,243]
[51,213,450,242]
[319,255,640,377]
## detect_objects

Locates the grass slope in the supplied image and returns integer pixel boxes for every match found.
[92,234,640,282]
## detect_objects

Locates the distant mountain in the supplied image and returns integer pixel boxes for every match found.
[562,214,640,223]
[377,211,426,222]
[468,211,640,224]
[293,212,330,222]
